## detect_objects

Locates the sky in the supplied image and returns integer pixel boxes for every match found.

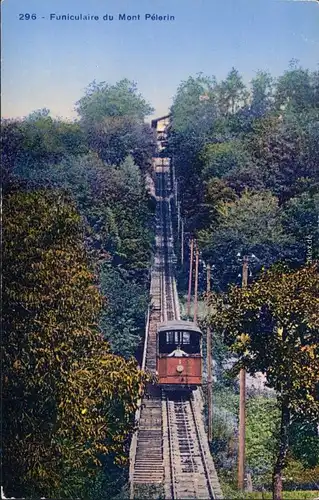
[2,0,319,121]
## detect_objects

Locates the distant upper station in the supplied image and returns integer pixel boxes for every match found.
[151,114,171,129]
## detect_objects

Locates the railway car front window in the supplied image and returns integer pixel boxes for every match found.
[182,332,190,344]
[165,331,188,344]
[160,331,200,355]
[166,332,174,344]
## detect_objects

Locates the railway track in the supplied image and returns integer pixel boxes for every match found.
[131,164,170,489]
[165,393,223,499]
[130,149,223,498]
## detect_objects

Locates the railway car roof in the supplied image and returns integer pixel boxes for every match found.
[157,320,202,334]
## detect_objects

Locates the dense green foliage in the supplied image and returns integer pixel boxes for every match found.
[76,79,155,168]
[11,152,155,280]
[2,80,156,358]
[2,191,147,499]
[208,264,319,419]
[209,388,280,489]
[2,112,87,181]
[207,264,319,498]
[246,397,280,486]
[2,79,155,498]
[170,62,319,499]
[99,265,149,358]
[8,148,155,361]
[169,63,319,291]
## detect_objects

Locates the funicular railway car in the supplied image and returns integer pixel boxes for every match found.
[156,320,202,390]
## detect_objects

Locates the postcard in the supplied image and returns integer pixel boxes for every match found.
[2,1,318,499]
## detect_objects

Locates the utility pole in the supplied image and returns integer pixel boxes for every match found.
[187,238,194,318]
[193,242,199,323]
[206,263,213,442]
[181,219,184,266]
[238,255,248,490]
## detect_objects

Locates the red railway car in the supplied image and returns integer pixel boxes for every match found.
[156,320,202,390]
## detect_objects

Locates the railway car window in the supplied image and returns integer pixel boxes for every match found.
[166,332,174,344]
[165,331,177,343]
[182,332,190,344]
[165,331,189,344]
[159,330,201,354]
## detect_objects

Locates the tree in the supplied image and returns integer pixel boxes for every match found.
[1,119,26,190]
[99,265,149,359]
[200,140,249,180]
[103,156,155,280]
[213,191,287,247]
[2,190,146,498]
[1,113,88,180]
[22,112,87,162]
[76,79,155,168]
[224,162,266,195]
[10,151,155,280]
[85,115,155,166]
[249,71,274,118]
[169,74,217,134]
[207,264,319,500]
[167,74,219,232]
[198,190,296,290]
[246,112,318,204]
[289,419,319,469]
[188,177,237,237]
[216,68,248,115]
[170,65,319,261]
[274,62,314,112]
[246,397,280,487]
[76,79,153,123]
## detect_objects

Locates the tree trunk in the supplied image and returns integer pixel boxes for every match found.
[272,398,290,500]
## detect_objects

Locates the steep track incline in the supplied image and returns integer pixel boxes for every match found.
[130,146,223,498]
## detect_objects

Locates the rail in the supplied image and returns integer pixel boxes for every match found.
[166,397,177,499]
[141,298,152,372]
[129,281,152,490]
[190,397,218,499]
[130,162,167,496]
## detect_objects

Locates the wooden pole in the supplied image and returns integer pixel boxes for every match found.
[186,238,194,318]
[181,219,184,266]
[238,255,248,490]
[193,243,199,323]
[207,263,213,443]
